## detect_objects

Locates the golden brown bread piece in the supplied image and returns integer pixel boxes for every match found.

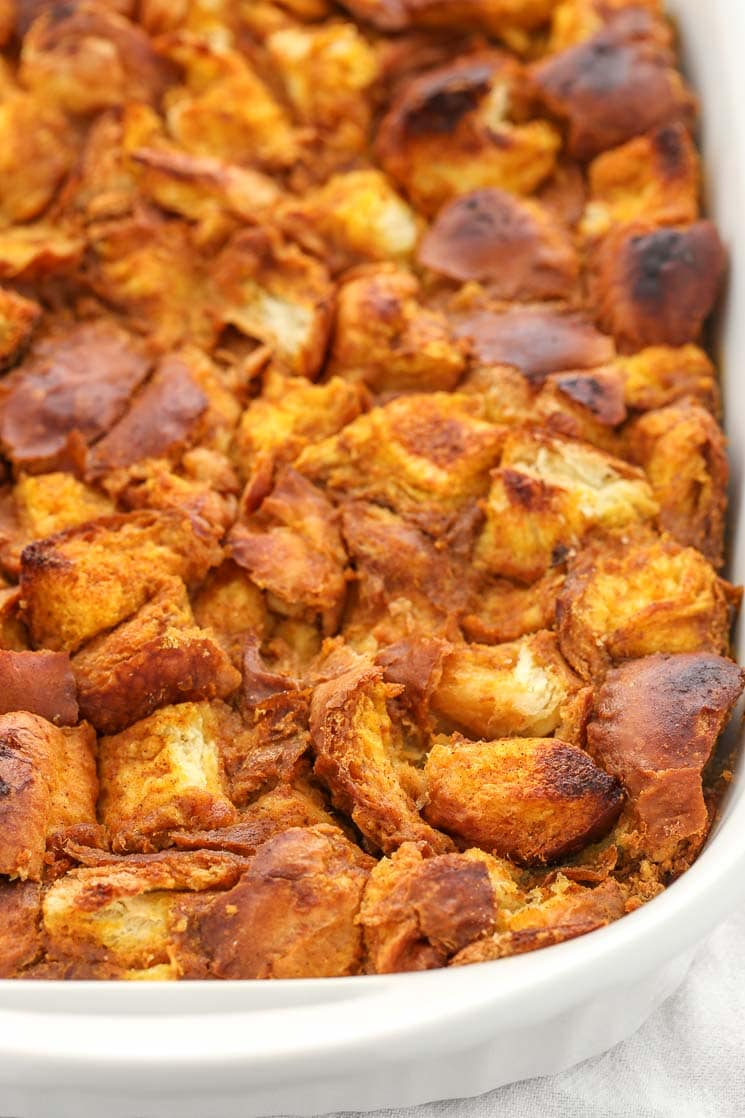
[19,2,172,115]
[533,367,627,452]
[557,534,736,680]
[0,93,75,224]
[451,304,615,381]
[340,501,470,645]
[618,345,719,414]
[197,825,373,978]
[0,320,151,473]
[418,188,579,299]
[360,842,497,972]
[431,631,588,742]
[228,469,348,630]
[20,508,221,653]
[191,561,268,666]
[461,570,565,645]
[329,265,466,393]
[98,701,237,852]
[376,52,560,215]
[590,220,725,350]
[587,654,745,867]
[424,734,624,864]
[310,661,453,854]
[581,122,700,239]
[628,399,728,567]
[532,10,695,160]
[452,877,627,962]
[297,393,504,535]
[0,712,97,880]
[41,848,249,978]
[0,649,78,725]
[72,577,241,734]
[280,170,420,273]
[220,687,310,808]
[475,428,657,582]
[210,226,335,378]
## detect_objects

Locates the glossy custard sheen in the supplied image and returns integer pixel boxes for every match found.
[0,0,740,981]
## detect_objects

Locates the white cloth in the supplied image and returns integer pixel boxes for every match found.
[339,906,745,1118]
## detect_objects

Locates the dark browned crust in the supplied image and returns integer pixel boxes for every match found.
[0,649,78,725]
[587,653,745,864]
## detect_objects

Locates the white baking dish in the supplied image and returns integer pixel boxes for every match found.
[2,3,744,1115]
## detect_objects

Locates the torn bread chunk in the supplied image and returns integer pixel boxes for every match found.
[41,849,249,978]
[588,654,745,869]
[72,577,241,735]
[360,842,498,973]
[418,188,579,300]
[197,825,372,979]
[98,701,237,852]
[424,734,624,865]
[0,320,151,474]
[431,631,589,742]
[557,534,736,680]
[20,509,222,653]
[297,393,504,535]
[310,661,452,854]
[376,52,560,215]
[581,122,700,240]
[532,10,695,160]
[628,399,728,567]
[590,220,725,351]
[329,265,466,393]
[0,712,96,880]
[475,429,657,582]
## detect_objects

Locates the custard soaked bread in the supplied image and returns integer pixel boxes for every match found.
[0,0,739,979]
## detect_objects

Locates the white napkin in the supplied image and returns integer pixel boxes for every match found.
[338,905,745,1118]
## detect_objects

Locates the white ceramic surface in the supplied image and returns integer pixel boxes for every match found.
[2,3,744,1115]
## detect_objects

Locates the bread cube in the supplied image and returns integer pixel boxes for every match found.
[376,52,560,214]
[588,653,745,868]
[161,37,298,169]
[532,11,695,160]
[548,0,664,52]
[192,561,268,665]
[232,370,362,483]
[0,93,74,222]
[211,226,334,378]
[534,367,627,453]
[98,701,237,852]
[88,353,209,475]
[475,430,657,582]
[310,662,452,854]
[618,345,719,413]
[432,631,588,741]
[0,712,97,880]
[72,578,241,735]
[284,170,420,272]
[424,734,624,864]
[556,534,735,679]
[0,320,150,473]
[0,880,41,976]
[228,470,348,627]
[590,221,725,350]
[42,849,248,976]
[461,570,565,645]
[329,265,466,393]
[21,509,222,652]
[360,842,497,973]
[581,123,699,239]
[297,393,503,534]
[220,688,310,808]
[418,188,579,300]
[197,825,372,978]
[628,399,728,567]
[19,3,169,114]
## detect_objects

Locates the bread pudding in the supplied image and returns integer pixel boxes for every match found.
[0,0,739,981]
